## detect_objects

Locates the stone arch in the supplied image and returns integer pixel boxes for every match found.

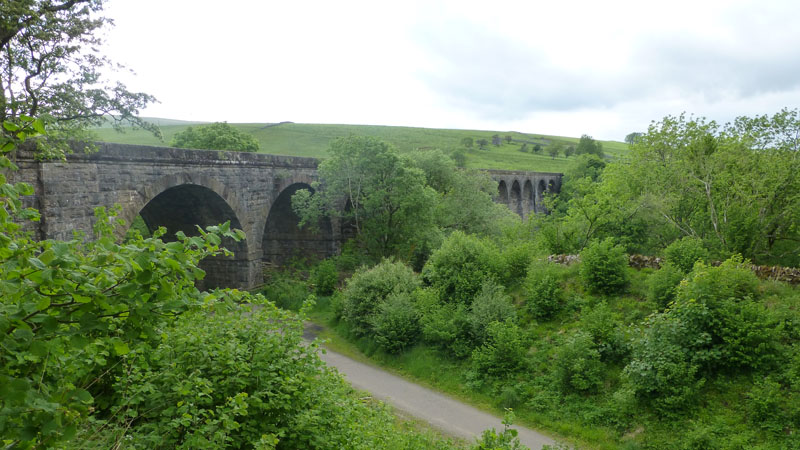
[128,174,250,289]
[497,180,509,205]
[523,180,534,215]
[123,173,249,239]
[262,182,334,265]
[510,180,523,217]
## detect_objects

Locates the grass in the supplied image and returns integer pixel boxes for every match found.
[91,120,630,173]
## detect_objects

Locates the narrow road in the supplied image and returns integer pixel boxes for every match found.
[312,343,557,449]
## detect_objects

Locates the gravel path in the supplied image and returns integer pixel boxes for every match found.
[314,345,557,449]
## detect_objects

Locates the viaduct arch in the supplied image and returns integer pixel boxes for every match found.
[13,143,561,289]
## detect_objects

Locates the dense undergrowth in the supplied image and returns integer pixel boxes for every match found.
[265,240,800,449]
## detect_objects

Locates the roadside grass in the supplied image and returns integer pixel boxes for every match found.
[91,121,629,173]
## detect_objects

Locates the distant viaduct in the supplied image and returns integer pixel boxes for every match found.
[12,143,562,289]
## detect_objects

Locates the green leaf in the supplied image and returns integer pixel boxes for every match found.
[3,121,20,132]
[36,296,51,311]
[113,341,130,355]
[33,119,46,134]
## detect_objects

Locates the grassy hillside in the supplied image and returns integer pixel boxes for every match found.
[92,121,629,173]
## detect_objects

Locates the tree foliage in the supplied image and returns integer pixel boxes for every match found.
[293,136,436,258]
[0,0,157,157]
[616,111,800,265]
[575,134,604,158]
[170,122,260,152]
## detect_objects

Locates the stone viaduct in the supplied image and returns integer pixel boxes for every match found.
[12,143,562,289]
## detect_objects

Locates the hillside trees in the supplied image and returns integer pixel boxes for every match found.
[0,0,157,156]
[171,122,260,152]
[616,111,800,265]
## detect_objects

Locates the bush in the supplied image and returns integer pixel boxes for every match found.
[524,260,563,319]
[625,257,778,415]
[648,262,684,309]
[371,291,421,353]
[748,378,789,434]
[553,331,604,393]
[422,231,502,305]
[261,272,310,311]
[469,280,517,344]
[421,301,475,358]
[663,236,709,273]
[678,255,759,305]
[579,238,629,295]
[341,259,420,336]
[500,242,535,286]
[312,258,339,295]
[470,321,529,381]
[580,301,629,362]
[623,312,704,415]
[109,302,458,449]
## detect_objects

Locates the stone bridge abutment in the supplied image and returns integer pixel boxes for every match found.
[13,143,561,289]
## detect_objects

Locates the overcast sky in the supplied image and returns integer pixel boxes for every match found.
[101,0,800,141]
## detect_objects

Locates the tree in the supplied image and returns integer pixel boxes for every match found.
[625,132,643,145]
[576,134,604,158]
[504,135,513,144]
[520,143,528,153]
[1,0,157,157]
[564,145,575,158]
[451,149,467,167]
[170,122,260,152]
[548,142,564,159]
[292,135,436,258]
[533,143,542,154]
[477,138,489,150]
[461,137,474,148]
[492,134,501,146]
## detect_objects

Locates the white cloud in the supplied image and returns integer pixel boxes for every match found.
[100,0,800,141]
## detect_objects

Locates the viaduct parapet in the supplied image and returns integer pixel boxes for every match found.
[12,143,561,289]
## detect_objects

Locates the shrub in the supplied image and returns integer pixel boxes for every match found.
[648,262,684,309]
[623,312,704,415]
[312,258,339,295]
[261,273,309,310]
[663,236,709,273]
[371,291,421,353]
[625,257,778,415]
[341,259,420,336]
[678,255,759,305]
[110,302,457,449]
[553,331,604,393]
[422,231,502,305]
[469,280,517,344]
[500,242,535,286]
[747,378,788,434]
[470,321,529,381]
[524,260,563,319]
[579,238,629,295]
[421,302,475,358]
[580,301,629,362]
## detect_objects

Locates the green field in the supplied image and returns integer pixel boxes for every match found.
[92,120,629,173]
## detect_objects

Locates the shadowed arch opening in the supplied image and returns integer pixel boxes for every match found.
[497,180,509,205]
[523,180,534,215]
[537,180,547,213]
[262,183,334,265]
[137,183,248,289]
[510,180,522,217]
